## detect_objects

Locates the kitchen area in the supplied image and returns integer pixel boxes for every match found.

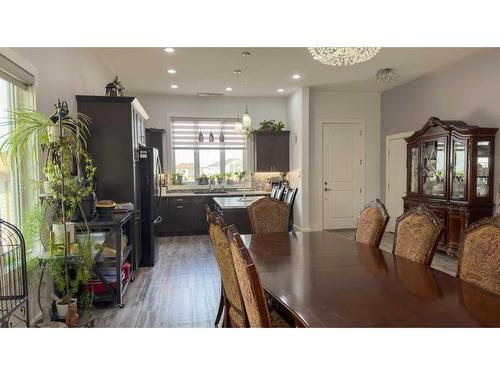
[75,94,295,309]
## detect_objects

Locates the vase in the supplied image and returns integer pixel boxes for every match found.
[56,298,77,319]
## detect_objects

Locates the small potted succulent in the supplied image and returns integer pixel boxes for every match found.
[234,171,247,182]
[215,173,225,185]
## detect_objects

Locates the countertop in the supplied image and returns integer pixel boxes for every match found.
[161,189,270,198]
[213,195,265,209]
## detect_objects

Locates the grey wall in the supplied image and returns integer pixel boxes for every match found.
[381,48,500,202]
[13,48,111,114]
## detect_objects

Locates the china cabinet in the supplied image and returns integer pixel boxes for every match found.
[403,117,497,257]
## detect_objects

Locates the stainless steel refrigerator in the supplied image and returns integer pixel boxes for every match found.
[139,146,163,267]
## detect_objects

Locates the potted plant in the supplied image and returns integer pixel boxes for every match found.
[1,100,97,325]
[197,174,209,185]
[170,172,184,185]
[215,173,225,185]
[246,120,286,138]
[234,171,247,183]
[225,173,234,185]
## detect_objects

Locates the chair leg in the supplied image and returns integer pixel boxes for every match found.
[214,284,224,327]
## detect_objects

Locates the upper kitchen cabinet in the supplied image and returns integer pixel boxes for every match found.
[253,130,290,172]
[76,95,149,203]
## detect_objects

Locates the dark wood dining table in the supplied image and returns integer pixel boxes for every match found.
[240,230,500,327]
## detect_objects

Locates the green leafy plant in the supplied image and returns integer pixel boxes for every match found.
[197,174,209,185]
[245,120,286,138]
[170,172,184,185]
[234,171,247,182]
[1,102,97,317]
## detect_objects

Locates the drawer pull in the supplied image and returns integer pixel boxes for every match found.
[176,205,184,209]
[176,198,184,202]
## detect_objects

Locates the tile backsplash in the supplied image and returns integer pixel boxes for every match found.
[251,172,284,191]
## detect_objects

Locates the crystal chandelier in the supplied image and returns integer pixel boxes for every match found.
[308,47,380,66]
[376,68,399,84]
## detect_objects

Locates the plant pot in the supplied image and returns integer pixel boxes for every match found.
[47,125,62,143]
[56,298,77,319]
[216,177,223,185]
[43,180,51,194]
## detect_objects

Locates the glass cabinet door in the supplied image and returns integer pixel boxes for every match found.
[476,140,491,198]
[409,145,419,194]
[451,139,467,199]
[422,138,446,197]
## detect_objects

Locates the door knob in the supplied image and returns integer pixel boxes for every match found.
[324,187,331,191]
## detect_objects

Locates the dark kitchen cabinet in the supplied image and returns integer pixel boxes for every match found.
[191,196,212,232]
[167,197,191,233]
[254,131,290,172]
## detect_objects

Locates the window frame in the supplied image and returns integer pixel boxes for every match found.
[170,117,247,184]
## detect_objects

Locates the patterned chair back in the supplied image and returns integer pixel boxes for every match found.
[206,206,246,327]
[226,225,271,328]
[355,199,389,247]
[248,197,290,234]
[458,217,500,295]
[393,205,443,266]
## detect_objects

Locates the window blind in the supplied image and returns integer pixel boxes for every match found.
[171,117,246,150]
[0,53,35,90]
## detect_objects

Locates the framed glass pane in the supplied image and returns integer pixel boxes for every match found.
[477,141,491,197]
[410,146,419,193]
[0,77,19,226]
[451,139,466,199]
[225,149,244,174]
[422,139,446,196]
[199,149,220,176]
[174,149,195,182]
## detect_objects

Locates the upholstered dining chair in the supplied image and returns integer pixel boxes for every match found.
[248,196,290,234]
[392,205,444,266]
[206,206,246,327]
[458,216,500,295]
[355,199,389,248]
[226,225,291,328]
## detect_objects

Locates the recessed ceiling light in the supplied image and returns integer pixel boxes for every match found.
[167,69,176,74]
[277,88,285,93]
[170,84,178,89]
[225,87,233,91]
[292,74,302,79]
[164,47,175,53]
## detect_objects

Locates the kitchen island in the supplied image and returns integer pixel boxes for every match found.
[157,191,269,236]
[213,195,266,234]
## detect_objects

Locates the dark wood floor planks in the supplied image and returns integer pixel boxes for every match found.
[93,235,220,327]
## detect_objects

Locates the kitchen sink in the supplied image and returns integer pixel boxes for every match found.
[193,190,228,194]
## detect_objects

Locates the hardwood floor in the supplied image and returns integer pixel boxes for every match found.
[94,230,458,327]
[93,236,220,327]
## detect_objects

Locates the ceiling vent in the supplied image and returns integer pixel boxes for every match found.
[196,92,223,97]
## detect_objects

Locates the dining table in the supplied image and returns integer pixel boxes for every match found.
[240,230,500,327]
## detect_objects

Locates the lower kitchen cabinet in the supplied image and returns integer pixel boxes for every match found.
[158,196,213,235]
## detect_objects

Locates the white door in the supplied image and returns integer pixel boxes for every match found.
[385,132,413,232]
[322,123,364,229]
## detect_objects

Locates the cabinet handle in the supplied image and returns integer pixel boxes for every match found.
[176,198,183,202]
[176,205,184,209]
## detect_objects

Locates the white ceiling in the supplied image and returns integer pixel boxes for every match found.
[91,47,481,97]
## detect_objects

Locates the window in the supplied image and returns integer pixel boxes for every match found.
[171,118,247,182]
[0,51,37,239]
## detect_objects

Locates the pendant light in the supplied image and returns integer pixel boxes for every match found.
[219,128,225,142]
[242,52,251,129]
[235,113,243,132]
[198,130,204,142]
[209,129,215,143]
[242,104,251,128]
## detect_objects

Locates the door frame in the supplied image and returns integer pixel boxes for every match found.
[321,120,366,230]
[385,131,414,231]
